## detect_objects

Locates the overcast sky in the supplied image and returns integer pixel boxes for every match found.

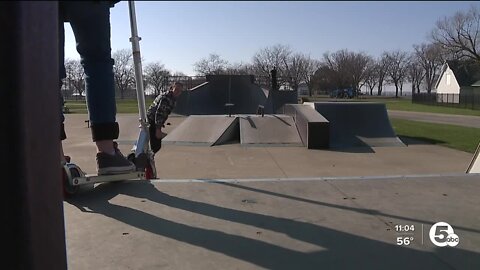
[63,1,478,75]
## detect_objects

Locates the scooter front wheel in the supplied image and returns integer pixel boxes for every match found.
[62,166,80,197]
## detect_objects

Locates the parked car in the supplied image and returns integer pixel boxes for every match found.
[330,88,354,99]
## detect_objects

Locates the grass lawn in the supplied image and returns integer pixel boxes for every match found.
[304,96,480,117]
[378,98,480,116]
[391,118,480,153]
[65,98,154,114]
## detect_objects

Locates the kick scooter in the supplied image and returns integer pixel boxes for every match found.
[62,0,156,196]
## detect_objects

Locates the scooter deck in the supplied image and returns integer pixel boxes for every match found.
[72,171,146,186]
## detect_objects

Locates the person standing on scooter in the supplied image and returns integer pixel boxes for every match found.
[146,82,183,153]
[58,1,135,175]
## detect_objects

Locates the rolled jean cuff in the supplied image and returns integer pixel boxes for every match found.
[90,122,119,142]
[61,123,67,141]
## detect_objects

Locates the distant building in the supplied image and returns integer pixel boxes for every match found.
[435,60,480,103]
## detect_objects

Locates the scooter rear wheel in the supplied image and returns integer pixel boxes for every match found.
[145,163,154,180]
[63,167,80,197]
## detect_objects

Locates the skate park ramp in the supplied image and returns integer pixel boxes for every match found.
[239,115,303,146]
[173,75,298,115]
[162,115,239,146]
[173,75,270,115]
[163,114,302,147]
[305,102,405,148]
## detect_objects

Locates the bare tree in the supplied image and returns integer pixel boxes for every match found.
[414,43,444,93]
[252,44,292,87]
[64,58,85,98]
[112,49,135,99]
[431,5,480,61]
[300,57,321,96]
[406,53,425,94]
[322,51,349,89]
[193,53,228,75]
[349,52,372,95]
[144,62,171,96]
[321,49,371,95]
[282,53,321,95]
[376,53,390,96]
[285,53,311,91]
[364,60,379,96]
[399,74,406,96]
[385,50,409,98]
[312,64,338,93]
[225,62,253,75]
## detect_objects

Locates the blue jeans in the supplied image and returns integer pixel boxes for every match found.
[59,1,118,141]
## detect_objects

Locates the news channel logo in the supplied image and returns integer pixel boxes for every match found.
[429,222,459,247]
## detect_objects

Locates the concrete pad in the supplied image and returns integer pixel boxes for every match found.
[64,174,480,269]
[327,175,480,270]
[61,114,480,269]
[239,115,303,146]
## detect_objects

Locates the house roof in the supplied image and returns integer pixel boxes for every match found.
[445,60,480,87]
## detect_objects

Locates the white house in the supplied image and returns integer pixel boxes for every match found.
[434,60,480,103]
[436,63,460,94]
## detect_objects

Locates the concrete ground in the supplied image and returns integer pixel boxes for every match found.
[62,114,480,270]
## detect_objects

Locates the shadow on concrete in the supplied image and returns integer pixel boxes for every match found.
[66,182,479,269]
[218,182,480,235]
[398,135,446,146]
[326,146,376,154]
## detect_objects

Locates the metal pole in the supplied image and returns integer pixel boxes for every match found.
[128,1,149,152]
[228,75,231,105]
[128,2,147,126]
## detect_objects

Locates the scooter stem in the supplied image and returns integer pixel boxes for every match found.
[128,0,149,154]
